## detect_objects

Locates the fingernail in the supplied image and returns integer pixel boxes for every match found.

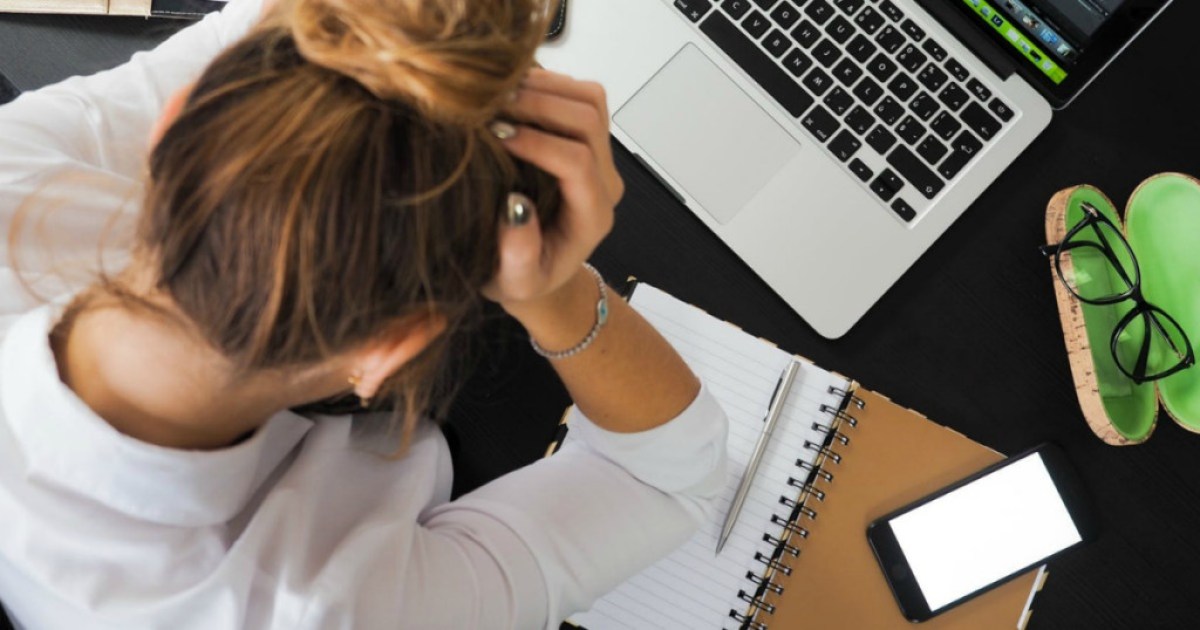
[506,192,534,226]
[490,121,518,140]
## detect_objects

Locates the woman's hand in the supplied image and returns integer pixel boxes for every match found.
[483,69,624,315]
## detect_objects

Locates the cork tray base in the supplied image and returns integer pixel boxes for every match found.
[1044,186,1157,445]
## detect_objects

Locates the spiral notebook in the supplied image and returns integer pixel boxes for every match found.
[561,283,1048,630]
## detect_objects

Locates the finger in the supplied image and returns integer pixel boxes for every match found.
[503,89,607,155]
[500,126,598,208]
[499,126,614,244]
[486,202,546,302]
[521,69,609,121]
[503,85,621,203]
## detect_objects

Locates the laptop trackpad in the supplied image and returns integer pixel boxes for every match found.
[614,44,801,224]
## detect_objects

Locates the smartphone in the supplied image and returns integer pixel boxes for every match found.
[546,0,568,41]
[867,443,1097,622]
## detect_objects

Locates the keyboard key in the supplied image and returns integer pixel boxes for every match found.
[854,6,885,34]
[867,124,897,152]
[878,0,903,22]
[722,0,752,20]
[803,67,835,95]
[853,77,884,105]
[888,145,943,199]
[744,10,772,38]
[938,150,971,179]
[908,92,938,120]
[875,25,905,53]
[930,111,961,140]
[896,44,928,74]
[966,78,992,102]
[867,53,898,81]
[944,57,970,82]
[763,28,793,57]
[824,86,855,115]
[846,34,877,63]
[887,73,918,101]
[874,96,904,125]
[829,130,862,161]
[870,169,904,201]
[895,115,925,144]
[989,98,1014,122]
[951,129,982,156]
[921,39,947,61]
[899,18,925,41]
[916,135,948,164]
[825,16,855,43]
[770,1,801,28]
[675,0,714,22]
[802,104,841,141]
[961,101,1001,139]
[917,64,948,92]
[833,0,864,15]
[783,48,814,76]
[891,197,917,222]
[804,0,835,24]
[938,82,969,111]
[832,59,863,86]
[791,20,822,47]
[845,105,875,134]
[849,158,874,182]
[813,39,843,66]
[752,0,779,8]
[701,13,816,117]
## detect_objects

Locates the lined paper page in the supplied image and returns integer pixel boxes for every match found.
[569,285,850,630]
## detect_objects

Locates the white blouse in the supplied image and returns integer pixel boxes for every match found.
[0,2,730,629]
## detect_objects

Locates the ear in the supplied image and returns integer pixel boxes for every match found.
[149,82,195,150]
[352,314,449,401]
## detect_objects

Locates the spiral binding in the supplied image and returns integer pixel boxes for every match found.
[763,533,801,557]
[819,404,859,427]
[811,421,851,445]
[728,611,767,630]
[729,383,867,630]
[829,385,866,409]
[745,570,785,594]
[770,513,808,539]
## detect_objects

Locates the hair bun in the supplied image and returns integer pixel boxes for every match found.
[291,0,548,125]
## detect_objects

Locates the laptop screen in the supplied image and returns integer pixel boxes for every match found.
[949,0,1170,106]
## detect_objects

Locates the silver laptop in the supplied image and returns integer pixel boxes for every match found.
[538,0,1171,338]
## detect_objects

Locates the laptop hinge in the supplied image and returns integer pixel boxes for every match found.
[911,0,1017,81]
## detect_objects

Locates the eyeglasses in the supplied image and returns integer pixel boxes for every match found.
[1041,201,1195,384]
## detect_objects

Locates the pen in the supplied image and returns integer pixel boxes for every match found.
[716,360,801,555]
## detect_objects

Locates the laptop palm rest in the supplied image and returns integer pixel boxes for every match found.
[614,44,801,225]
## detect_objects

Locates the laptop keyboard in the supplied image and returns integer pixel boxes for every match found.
[672,0,1016,223]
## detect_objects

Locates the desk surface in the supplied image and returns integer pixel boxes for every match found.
[4,6,1200,628]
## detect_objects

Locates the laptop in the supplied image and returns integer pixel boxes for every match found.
[538,0,1171,338]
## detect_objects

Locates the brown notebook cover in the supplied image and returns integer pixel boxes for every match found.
[753,386,1047,629]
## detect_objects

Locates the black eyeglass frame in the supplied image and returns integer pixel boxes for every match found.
[1040,201,1195,385]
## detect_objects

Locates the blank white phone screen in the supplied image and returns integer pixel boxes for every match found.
[889,453,1081,611]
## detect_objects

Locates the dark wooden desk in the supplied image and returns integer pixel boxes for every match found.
[4,5,1200,627]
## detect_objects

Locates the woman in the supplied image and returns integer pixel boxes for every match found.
[0,0,728,627]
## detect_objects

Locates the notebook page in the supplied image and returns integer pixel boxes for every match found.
[568,285,850,630]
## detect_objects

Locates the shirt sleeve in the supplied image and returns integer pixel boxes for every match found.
[321,386,729,630]
[0,0,265,313]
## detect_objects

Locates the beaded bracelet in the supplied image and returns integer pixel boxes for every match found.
[530,263,609,360]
